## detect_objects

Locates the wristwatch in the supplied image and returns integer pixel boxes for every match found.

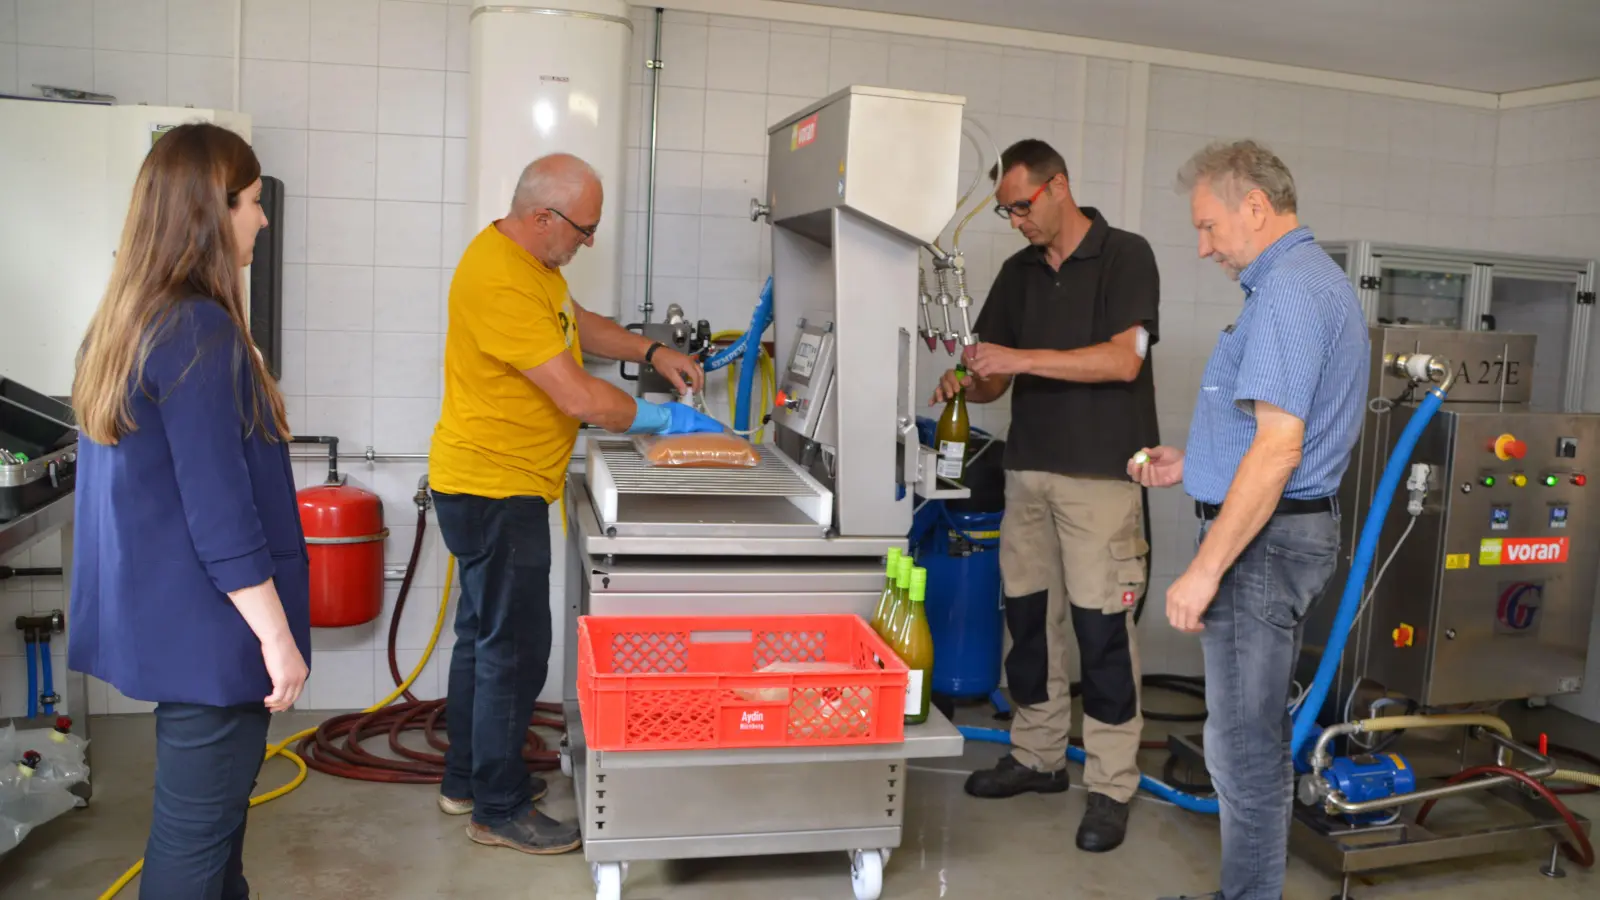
[644,341,666,365]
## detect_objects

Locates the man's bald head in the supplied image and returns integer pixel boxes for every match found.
[499,153,604,269]
[509,153,600,217]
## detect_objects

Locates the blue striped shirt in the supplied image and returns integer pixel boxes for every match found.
[1182,227,1369,505]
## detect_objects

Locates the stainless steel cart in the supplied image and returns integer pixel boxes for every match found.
[560,448,965,900]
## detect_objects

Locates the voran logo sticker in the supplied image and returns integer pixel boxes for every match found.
[1479,537,1568,566]
[540,75,569,82]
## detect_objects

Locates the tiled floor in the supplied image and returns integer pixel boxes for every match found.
[2,707,1596,899]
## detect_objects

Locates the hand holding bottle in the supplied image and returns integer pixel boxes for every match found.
[930,368,968,405]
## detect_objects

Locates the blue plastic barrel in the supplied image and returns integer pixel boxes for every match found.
[912,502,1004,700]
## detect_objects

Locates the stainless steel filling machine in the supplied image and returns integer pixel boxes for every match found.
[559,86,977,900]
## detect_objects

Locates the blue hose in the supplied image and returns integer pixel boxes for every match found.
[721,276,773,434]
[41,643,55,716]
[704,276,772,373]
[1290,386,1446,770]
[960,725,1221,814]
[955,382,1451,811]
[25,641,38,719]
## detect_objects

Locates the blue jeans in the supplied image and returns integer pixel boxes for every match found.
[141,702,272,900]
[432,491,553,826]
[1199,510,1338,900]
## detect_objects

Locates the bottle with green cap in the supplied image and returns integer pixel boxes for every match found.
[870,547,903,640]
[893,565,934,726]
[882,555,915,643]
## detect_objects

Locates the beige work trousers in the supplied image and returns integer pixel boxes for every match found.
[999,470,1148,804]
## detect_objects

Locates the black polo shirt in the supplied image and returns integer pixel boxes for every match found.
[972,207,1161,479]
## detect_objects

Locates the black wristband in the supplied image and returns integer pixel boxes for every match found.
[644,341,665,365]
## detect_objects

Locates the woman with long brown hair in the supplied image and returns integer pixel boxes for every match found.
[68,122,311,899]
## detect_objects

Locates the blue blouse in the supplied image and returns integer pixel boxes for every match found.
[68,298,312,707]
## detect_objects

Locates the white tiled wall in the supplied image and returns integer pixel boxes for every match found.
[3,0,1600,715]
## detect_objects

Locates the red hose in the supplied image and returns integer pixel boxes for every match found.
[296,505,566,784]
[1413,765,1594,868]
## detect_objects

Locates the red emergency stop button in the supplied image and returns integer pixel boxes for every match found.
[1392,623,1415,648]
[1494,434,1527,461]
[1576,474,1588,487]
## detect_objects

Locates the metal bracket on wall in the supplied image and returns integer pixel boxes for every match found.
[1360,275,1382,290]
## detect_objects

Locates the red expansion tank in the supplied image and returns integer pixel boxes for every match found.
[298,482,388,628]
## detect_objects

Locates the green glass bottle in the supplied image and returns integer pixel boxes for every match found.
[884,555,915,642]
[895,566,934,726]
[935,362,971,483]
[870,547,903,639]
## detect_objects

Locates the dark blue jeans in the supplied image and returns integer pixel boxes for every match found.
[141,702,272,900]
[432,490,553,826]
[1198,510,1338,900]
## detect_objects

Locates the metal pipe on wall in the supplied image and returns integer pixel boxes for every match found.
[288,451,430,463]
[641,7,665,323]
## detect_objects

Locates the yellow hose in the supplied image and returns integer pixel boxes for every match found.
[1350,713,1600,788]
[952,191,993,251]
[1351,713,1511,737]
[98,557,457,900]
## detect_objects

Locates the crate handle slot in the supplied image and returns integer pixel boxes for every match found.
[689,630,753,644]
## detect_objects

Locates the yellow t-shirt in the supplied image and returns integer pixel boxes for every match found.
[429,224,583,501]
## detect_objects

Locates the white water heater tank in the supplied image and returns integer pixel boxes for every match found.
[469,0,632,319]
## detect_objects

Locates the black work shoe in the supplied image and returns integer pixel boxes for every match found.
[1076,792,1130,852]
[963,754,1069,798]
[466,808,581,855]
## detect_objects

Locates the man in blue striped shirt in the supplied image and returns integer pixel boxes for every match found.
[1131,140,1369,900]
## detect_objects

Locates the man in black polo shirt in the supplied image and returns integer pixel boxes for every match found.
[934,139,1160,853]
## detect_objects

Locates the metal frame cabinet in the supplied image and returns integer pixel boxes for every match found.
[1321,240,1597,413]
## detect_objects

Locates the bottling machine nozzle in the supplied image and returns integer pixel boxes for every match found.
[933,267,958,355]
[917,268,937,351]
[950,257,978,354]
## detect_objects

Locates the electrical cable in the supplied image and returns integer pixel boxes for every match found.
[1413,765,1594,868]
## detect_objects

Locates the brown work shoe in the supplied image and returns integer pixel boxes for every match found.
[466,808,581,855]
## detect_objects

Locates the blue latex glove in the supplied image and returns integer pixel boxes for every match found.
[626,399,726,435]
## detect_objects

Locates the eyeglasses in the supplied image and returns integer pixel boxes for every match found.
[547,207,598,238]
[994,183,1049,219]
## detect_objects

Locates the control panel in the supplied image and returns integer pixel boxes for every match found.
[773,319,836,442]
[1467,431,1589,530]
[1382,409,1600,705]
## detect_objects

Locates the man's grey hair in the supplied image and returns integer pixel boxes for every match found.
[1176,139,1298,214]
[509,153,600,217]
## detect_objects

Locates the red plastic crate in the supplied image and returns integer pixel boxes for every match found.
[577,614,910,752]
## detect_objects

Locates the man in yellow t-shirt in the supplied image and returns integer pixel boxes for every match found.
[427,153,721,856]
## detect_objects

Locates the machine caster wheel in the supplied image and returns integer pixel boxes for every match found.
[592,861,626,900]
[850,849,884,900]
[560,748,573,779]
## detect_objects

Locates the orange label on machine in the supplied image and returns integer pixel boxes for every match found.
[1479,537,1568,566]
